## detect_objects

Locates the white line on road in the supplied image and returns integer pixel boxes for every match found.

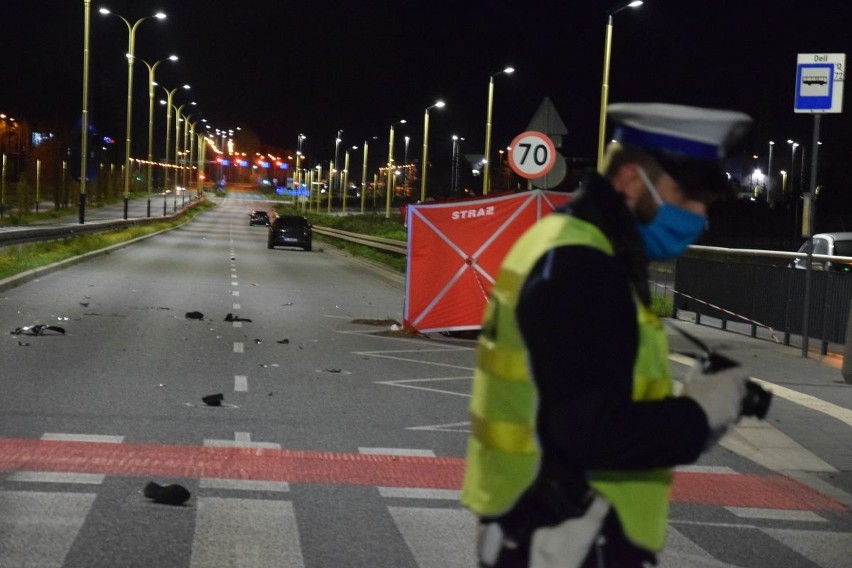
[41,433,124,443]
[358,447,436,457]
[235,375,248,392]
[234,342,244,353]
[378,487,461,500]
[8,472,105,485]
[750,377,852,426]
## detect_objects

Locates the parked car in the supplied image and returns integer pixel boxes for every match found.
[249,210,270,226]
[792,232,852,272]
[268,215,312,251]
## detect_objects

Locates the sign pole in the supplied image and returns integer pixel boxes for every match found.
[801,113,821,358]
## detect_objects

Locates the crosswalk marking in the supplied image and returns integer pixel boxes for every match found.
[359,447,436,457]
[659,525,737,567]
[189,497,304,568]
[0,491,95,568]
[761,527,851,568]
[726,507,827,522]
[41,433,124,443]
[8,471,105,485]
[200,478,290,492]
[388,506,477,568]
[378,487,460,500]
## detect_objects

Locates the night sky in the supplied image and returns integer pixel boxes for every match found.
[4,0,852,197]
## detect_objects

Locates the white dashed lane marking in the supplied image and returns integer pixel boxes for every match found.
[235,375,248,392]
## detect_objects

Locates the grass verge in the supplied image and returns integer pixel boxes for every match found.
[0,200,215,281]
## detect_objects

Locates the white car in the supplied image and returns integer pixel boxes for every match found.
[792,232,852,272]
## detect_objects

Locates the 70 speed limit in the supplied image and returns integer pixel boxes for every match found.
[508,131,556,179]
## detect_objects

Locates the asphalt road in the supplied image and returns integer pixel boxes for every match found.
[0,194,849,567]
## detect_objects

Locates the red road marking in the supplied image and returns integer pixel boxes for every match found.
[0,438,846,511]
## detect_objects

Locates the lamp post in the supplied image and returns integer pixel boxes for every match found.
[420,100,445,202]
[174,102,194,211]
[140,55,177,217]
[360,138,371,214]
[386,120,406,218]
[295,133,305,202]
[333,129,343,211]
[597,0,644,170]
[766,140,774,203]
[99,7,167,219]
[403,136,410,196]
[788,140,799,198]
[79,0,92,224]
[483,67,514,195]
[342,146,357,214]
[159,84,190,215]
[451,135,465,196]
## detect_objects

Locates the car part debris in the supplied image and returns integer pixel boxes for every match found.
[11,324,66,336]
[185,311,204,320]
[224,313,252,322]
[202,393,224,406]
[254,338,262,344]
[277,338,289,344]
[143,481,191,505]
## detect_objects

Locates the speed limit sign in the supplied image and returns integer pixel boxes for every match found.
[508,131,556,179]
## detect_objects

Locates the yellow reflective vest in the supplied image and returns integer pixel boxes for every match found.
[461,212,674,552]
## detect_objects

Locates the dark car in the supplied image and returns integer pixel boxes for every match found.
[249,210,270,226]
[268,215,312,251]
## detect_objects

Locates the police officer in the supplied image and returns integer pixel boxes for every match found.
[462,103,755,567]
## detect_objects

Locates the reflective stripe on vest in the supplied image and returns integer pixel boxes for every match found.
[461,213,673,552]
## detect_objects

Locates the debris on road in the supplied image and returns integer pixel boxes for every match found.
[143,481,191,506]
[185,311,205,320]
[224,313,252,322]
[202,393,224,406]
[276,338,289,344]
[10,324,66,336]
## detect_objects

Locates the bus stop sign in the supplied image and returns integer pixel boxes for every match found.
[795,53,845,113]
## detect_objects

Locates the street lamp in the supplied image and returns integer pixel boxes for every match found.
[99,7,167,219]
[766,140,774,203]
[295,134,305,205]
[79,0,92,224]
[597,0,644,170]
[451,135,465,196]
[420,100,445,202]
[342,145,357,213]
[386,119,406,218]
[788,140,799,197]
[483,67,514,195]
[159,84,190,215]
[140,54,177,217]
[360,136,377,214]
[333,129,343,211]
[174,102,195,211]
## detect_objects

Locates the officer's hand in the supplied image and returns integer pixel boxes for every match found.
[682,365,748,445]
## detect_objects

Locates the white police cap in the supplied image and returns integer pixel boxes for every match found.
[608,102,753,195]
[608,102,752,160]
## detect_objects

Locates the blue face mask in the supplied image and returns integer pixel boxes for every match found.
[635,168,706,260]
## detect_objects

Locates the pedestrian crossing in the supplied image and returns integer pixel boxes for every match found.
[0,436,849,567]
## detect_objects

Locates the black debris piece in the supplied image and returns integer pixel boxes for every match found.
[254,338,262,344]
[325,368,341,373]
[185,311,204,320]
[18,341,29,346]
[11,324,66,336]
[202,393,224,406]
[224,313,252,322]
[143,481,191,505]
[276,338,289,344]
[80,302,90,307]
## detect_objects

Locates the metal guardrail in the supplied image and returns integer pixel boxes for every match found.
[312,226,407,255]
[0,202,201,248]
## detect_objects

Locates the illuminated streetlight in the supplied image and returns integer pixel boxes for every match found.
[386,119,407,218]
[788,140,799,197]
[420,100,445,201]
[483,67,514,195]
[597,0,644,170]
[159,83,190,215]
[139,54,177,216]
[99,6,167,219]
[766,140,774,203]
[79,0,92,223]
